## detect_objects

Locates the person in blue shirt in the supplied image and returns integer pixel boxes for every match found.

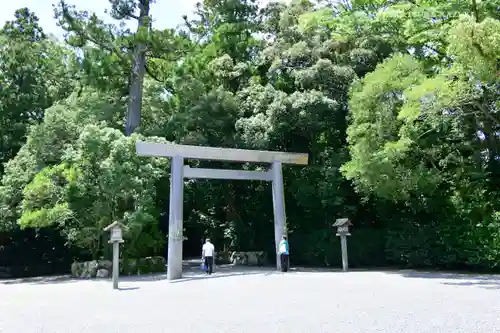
[278,236,289,272]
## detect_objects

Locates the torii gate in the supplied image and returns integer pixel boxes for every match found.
[136,141,308,280]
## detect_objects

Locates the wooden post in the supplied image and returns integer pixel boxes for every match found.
[103,221,125,290]
[112,242,120,289]
[271,161,287,271]
[167,155,184,280]
[340,235,348,272]
[333,218,352,272]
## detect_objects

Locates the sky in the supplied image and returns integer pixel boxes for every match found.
[1,0,206,38]
[1,0,284,39]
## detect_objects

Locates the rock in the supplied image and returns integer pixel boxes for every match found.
[70,262,84,278]
[247,252,260,265]
[231,251,268,266]
[138,258,150,275]
[97,260,112,271]
[96,268,110,278]
[136,257,166,275]
[216,251,231,265]
[231,252,249,265]
[120,258,138,276]
[149,256,166,273]
[71,261,99,278]
[85,260,99,278]
[0,266,11,278]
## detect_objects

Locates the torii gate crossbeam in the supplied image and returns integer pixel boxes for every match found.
[136,141,308,280]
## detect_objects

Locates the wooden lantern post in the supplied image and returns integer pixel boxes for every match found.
[332,218,352,272]
[103,221,125,289]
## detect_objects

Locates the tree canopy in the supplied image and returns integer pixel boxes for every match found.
[0,0,499,272]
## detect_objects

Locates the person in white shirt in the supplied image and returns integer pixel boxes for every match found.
[202,238,215,275]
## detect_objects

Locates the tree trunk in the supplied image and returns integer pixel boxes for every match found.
[125,0,150,136]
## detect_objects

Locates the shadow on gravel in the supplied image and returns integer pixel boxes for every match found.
[118,286,140,291]
[169,271,268,284]
[0,266,274,285]
[0,265,363,285]
[10,265,499,290]
[0,275,76,285]
[166,265,378,283]
[389,270,500,290]
[122,266,277,283]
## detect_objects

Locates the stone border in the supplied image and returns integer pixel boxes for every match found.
[230,251,268,266]
[70,256,166,278]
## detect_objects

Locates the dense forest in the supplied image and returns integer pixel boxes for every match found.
[0,0,499,277]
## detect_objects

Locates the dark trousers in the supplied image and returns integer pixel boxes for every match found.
[280,253,289,272]
[204,256,213,274]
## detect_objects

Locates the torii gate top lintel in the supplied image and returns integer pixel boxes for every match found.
[136,141,308,165]
[135,140,308,280]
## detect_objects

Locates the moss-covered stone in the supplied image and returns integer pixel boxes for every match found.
[150,256,166,272]
[230,251,268,266]
[120,258,138,276]
[216,251,231,265]
[71,256,165,278]
[82,260,98,278]
[98,260,112,271]
[70,262,84,277]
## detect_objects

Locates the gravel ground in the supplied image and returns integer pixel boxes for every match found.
[1,266,500,333]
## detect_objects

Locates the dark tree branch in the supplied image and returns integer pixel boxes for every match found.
[471,0,480,22]
[144,63,161,82]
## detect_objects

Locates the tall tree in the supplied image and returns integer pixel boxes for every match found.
[108,0,152,135]
[56,0,189,136]
[0,8,75,175]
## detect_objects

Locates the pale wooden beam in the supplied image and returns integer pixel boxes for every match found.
[136,141,308,165]
[183,166,272,181]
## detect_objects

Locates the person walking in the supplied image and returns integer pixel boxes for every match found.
[202,238,215,275]
[278,236,289,272]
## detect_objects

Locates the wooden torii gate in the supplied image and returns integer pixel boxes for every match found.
[136,141,309,280]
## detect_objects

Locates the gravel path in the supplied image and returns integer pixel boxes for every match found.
[1,267,500,333]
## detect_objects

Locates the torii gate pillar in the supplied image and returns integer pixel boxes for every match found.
[271,161,286,269]
[136,142,308,280]
[167,155,184,280]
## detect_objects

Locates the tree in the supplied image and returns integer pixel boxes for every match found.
[55,0,190,136]
[342,7,500,268]
[2,0,500,275]
[0,89,124,232]
[108,0,152,135]
[19,126,168,258]
[0,8,76,174]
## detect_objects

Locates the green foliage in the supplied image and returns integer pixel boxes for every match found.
[121,256,166,275]
[342,2,500,270]
[1,0,500,275]
[0,8,77,174]
[17,126,169,258]
[343,54,431,200]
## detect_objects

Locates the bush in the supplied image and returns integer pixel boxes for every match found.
[289,227,386,268]
[0,227,82,278]
[122,256,166,276]
[384,215,500,271]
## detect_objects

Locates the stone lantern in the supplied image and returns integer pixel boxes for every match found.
[104,221,125,289]
[332,218,352,271]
